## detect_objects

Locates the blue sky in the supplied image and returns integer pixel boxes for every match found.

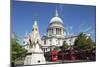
[12,1,96,45]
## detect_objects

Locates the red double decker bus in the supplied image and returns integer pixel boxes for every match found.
[51,50,58,62]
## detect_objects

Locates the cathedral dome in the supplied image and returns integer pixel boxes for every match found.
[47,9,65,37]
[50,16,63,24]
[49,9,63,24]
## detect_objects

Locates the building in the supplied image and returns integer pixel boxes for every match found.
[41,9,77,52]
[23,9,77,54]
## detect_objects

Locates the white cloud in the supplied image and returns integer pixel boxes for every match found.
[65,25,74,36]
[66,25,73,31]
[78,23,92,33]
[84,26,92,32]
[69,26,73,30]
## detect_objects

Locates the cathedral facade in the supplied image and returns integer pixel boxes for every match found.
[41,9,77,52]
[23,9,77,53]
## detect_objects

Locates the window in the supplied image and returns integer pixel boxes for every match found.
[50,39,52,45]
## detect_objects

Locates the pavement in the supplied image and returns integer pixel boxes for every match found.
[46,60,91,64]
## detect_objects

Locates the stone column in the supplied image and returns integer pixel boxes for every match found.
[61,28,64,35]
[53,28,54,34]
[57,28,58,34]
[59,28,60,35]
[52,28,53,34]
[58,28,59,35]
[60,28,61,35]
[56,28,57,34]
[57,28,58,35]
[61,28,62,35]
[54,28,56,34]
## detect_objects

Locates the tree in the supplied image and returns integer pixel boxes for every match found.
[74,32,94,50]
[11,33,27,63]
[54,46,60,51]
[62,41,69,50]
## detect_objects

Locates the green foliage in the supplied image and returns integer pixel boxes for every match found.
[74,32,94,50]
[93,42,96,48]
[11,33,27,62]
[62,41,69,49]
[54,47,60,50]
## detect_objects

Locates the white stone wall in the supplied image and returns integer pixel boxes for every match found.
[60,39,63,46]
[24,55,31,65]
[49,23,63,28]
[65,37,77,46]
[41,36,77,48]
[31,53,46,64]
